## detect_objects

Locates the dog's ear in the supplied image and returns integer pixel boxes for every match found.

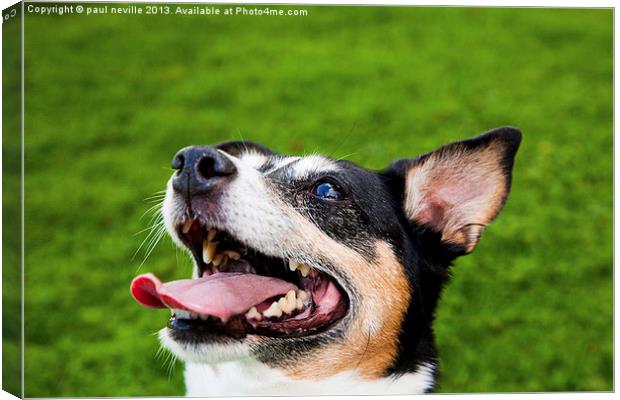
[385,127,521,255]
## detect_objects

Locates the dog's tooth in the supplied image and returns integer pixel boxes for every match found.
[199,314,210,321]
[212,253,225,266]
[285,290,297,311]
[225,250,241,260]
[288,260,311,277]
[298,263,311,277]
[276,291,297,314]
[298,290,310,302]
[202,240,210,263]
[182,219,193,234]
[207,228,217,242]
[203,241,217,264]
[286,290,298,313]
[263,301,283,318]
[297,290,311,308]
[279,297,294,314]
[289,260,300,272]
[245,306,262,321]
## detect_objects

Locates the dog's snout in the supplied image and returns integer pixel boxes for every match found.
[171,146,236,197]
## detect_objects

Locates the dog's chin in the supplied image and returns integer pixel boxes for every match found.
[159,328,252,364]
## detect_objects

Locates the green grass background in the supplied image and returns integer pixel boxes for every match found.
[3,4,23,398]
[19,5,612,396]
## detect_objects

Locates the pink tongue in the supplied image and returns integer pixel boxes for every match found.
[130,272,297,322]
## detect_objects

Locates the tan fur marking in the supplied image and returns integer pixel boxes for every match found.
[279,223,410,379]
[405,140,508,252]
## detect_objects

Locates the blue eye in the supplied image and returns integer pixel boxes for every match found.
[312,181,345,200]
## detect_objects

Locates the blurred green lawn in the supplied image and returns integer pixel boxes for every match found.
[18,5,612,396]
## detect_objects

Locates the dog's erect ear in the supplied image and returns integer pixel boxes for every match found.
[386,127,521,255]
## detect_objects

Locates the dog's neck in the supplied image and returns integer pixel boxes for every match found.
[184,359,435,396]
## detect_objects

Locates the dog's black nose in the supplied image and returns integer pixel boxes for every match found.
[171,146,236,197]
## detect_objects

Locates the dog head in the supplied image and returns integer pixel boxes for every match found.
[131,127,521,382]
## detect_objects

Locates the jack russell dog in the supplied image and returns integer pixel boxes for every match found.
[131,126,521,395]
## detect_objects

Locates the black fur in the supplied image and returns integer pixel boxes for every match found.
[380,127,521,381]
[216,140,277,158]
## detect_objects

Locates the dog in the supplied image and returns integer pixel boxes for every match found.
[131,126,521,395]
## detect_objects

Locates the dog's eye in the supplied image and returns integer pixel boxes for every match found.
[311,181,345,200]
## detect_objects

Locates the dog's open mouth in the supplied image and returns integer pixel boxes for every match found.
[131,217,349,338]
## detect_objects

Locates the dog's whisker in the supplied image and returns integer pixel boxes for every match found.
[132,223,161,236]
[235,128,249,154]
[146,211,164,227]
[162,350,179,378]
[154,345,166,360]
[144,194,166,201]
[334,152,358,162]
[143,192,167,201]
[138,225,167,268]
[354,325,372,370]
[139,203,163,221]
[140,227,165,261]
[132,220,165,265]
[134,218,164,242]
[145,197,166,204]
[325,125,356,160]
